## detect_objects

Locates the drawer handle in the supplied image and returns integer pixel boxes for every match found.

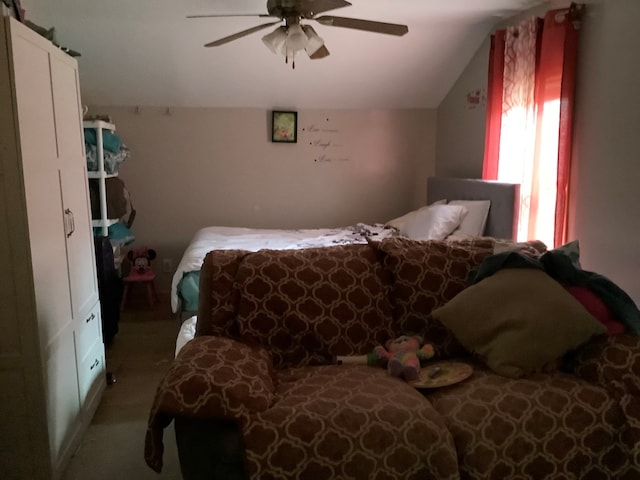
[64,209,75,238]
[69,210,75,237]
[89,358,100,370]
[86,313,96,323]
[64,209,71,237]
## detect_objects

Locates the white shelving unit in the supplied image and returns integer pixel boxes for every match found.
[83,120,118,236]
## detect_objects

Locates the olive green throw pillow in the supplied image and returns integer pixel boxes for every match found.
[432,268,606,378]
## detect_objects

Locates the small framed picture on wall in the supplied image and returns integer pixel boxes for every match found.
[272,111,297,143]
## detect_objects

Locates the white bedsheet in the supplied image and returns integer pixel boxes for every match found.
[171,223,396,313]
[175,315,197,357]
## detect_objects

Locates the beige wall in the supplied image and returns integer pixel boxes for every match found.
[435,38,489,179]
[92,107,436,292]
[569,0,640,306]
[436,0,640,305]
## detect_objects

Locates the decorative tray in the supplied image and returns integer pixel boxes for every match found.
[409,361,474,389]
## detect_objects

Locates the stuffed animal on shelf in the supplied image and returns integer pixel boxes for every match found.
[372,335,435,381]
[127,247,157,275]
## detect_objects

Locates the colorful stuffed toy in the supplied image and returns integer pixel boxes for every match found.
[127,247,156,274]
[372,335,435,381]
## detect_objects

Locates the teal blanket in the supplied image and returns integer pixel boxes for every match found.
[84,128,122,153]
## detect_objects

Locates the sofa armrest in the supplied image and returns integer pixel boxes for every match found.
[569,333,640,396]
[145,336,274,473]
[569,333,640,463]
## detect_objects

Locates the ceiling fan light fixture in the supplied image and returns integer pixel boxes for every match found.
[285,23,307,52]
[262,26,287,54]
[302,25,324,57]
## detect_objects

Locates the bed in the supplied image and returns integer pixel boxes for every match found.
[170,177,520,317]
[425,176,519,240]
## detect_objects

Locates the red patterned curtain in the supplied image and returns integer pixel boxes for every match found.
[482,4,583,247]
[482,30,505,181]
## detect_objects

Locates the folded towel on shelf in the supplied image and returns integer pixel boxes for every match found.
[84,128,122,153]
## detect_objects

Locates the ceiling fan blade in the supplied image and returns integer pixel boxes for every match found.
[309,44,330,60]
[204,21,282,47]
[187,14,274,19]
[314,16,408,36]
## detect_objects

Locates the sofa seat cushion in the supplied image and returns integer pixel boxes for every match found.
[242,365,460,480]
[427,365,637,479]
[234,245,396,369]
[377,237,495,357]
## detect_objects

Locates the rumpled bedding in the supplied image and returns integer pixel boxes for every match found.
[170,223,398,313]
[175,315,196,357]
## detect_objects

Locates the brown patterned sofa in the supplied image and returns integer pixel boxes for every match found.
[145,238,640,479]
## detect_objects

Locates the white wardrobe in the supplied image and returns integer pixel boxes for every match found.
[0,17,105,479]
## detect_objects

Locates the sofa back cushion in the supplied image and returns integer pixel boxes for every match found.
[197,249,249,338]
[234,244,395,369]
[377,237,495,357]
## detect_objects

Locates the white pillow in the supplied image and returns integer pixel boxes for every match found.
[386,200,447,231]
[402,204,468,241]
[448,200,491,237]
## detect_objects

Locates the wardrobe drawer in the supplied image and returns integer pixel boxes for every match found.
[77,339,105,404]
[75,301,101,359]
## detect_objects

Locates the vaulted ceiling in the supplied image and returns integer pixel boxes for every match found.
[25,0,550,108]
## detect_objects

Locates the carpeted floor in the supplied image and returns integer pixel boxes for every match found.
[62,299,183,479]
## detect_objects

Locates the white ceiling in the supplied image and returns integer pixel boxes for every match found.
[25,0,550,109]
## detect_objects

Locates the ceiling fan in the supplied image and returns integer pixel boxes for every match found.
[187,0,408,68]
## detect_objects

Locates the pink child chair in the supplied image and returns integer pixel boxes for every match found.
[120,247,159,310]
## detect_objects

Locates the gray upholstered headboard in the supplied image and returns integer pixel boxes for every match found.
[426,177,520,240]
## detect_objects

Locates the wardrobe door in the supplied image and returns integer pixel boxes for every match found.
[50,52,84,163]
[10,21,82,471]
[60,164,100,318]
[51,53,99,319]
[11,14,73,352]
